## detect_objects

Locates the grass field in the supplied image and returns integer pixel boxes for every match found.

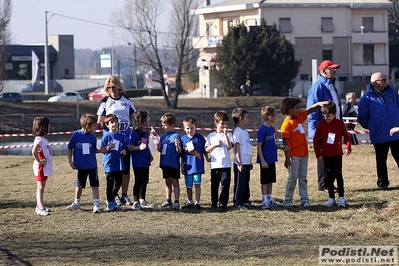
[1,144,399,265]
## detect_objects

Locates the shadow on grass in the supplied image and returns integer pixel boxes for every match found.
[352,185,399,192]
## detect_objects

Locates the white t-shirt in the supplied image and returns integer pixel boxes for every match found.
[233,127,252,165]
[206,131,233,169]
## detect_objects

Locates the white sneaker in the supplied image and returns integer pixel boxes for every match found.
[35,207,49,216]
[114,196,122,207]
[283,202,295,207]
[132,201,142,211]
[140,200,154,208]
[326,198,336,207]
[269,200,282,207]
[338,197,347,208]
[66,202,80,211]
[93,204,101,213]
[121,196,132,206]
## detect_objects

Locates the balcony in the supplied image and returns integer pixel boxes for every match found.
[352,31,388,44]
[193,36,224,49]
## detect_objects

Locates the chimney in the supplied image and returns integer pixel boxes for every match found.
[204,0,210,6]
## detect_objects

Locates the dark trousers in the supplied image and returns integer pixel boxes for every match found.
[210,168,231,207]
[317,160,327,191]
[106,171,123,203]
[132,167,149,202]
[233,164,251,206]
[373,139,399,188]
[323,155,344,198]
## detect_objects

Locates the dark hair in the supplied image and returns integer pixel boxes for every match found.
[231,108,248,126]
[104,114,118,125]
[321,101,336,115]
[134,110,149,135]
[160,112,176,126]
[32,116,50,136]
[214,111,229,123]
[280,98,301,115]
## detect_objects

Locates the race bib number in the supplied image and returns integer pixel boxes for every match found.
[118,121,130,132]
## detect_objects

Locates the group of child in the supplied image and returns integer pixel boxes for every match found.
[31,97,354,216]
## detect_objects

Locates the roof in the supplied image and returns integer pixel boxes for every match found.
[195,0,392,14]
[3,45,58,62]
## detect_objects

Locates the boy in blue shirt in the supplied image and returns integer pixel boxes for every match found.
[67,114,106,213]
[101,114,127,211]
[158,112,182,210]
[180,116,206,210]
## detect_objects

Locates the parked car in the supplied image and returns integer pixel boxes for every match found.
[88,87,106,101]
[48,92,83,102]
[0,92,23,102]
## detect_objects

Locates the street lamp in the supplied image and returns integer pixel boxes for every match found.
[127,42,138,89]
[361,25,364,82]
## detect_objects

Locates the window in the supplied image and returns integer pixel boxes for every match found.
[362,17,373,32]
[206,23,213,38]
[279,18,292,33]
[300,74,309,80]
[64,69,69,76]
[321,18,334,32]
[363,44,374,65]
[322,50,332,61]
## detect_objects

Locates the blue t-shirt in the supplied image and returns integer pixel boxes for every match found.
[159,131,181,169]
[181,133,206,175]
[67,129,98,170]
[129,129,152,168]
[256,124,278,164]
[101,131,126,173]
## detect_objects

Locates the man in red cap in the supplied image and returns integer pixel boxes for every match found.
[307,60,342,192]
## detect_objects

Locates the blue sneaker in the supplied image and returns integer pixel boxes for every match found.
[106,201,118,211]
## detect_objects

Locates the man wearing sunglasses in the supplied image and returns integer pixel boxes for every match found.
[358,72,399,190]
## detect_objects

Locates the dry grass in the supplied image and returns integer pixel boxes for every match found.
[1,145,399,265]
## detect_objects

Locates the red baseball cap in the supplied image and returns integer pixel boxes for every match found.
[318,60,340,71]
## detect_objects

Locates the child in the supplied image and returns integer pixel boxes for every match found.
[232,108,253,210]
[180,116,206,210]
[128,110,154,210]
[342,92,359,145]
[256,106,286,210]
[158,112,182,210]
[205,111,233,211]
[280,98,328,208]
[313,101,351,207]
[101,114,127,211]
[31,116,53,216]
[67,114,106,213]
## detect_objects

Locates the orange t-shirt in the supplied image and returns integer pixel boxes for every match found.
[280,110,308,157]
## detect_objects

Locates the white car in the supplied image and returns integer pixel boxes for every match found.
[48,92,83,102]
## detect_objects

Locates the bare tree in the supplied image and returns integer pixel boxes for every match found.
[0,0,12,92]
[115,0,200,108]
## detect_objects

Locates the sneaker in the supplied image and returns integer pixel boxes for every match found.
[173,202,180,210]
[269,200,282,207]
[243,202,255,209]
[93,204,101,213]
[160,201,172,208]
[140,200,154,208]
[211,203,218,208]
[218,204,226,212]
[283,202,295,207]
[338,198,347,208]
[182,202,194,209]
[194,204,201,210]
[326,198,336,207]
[114,196,122,207]
[66,202,80,211]
[35,207,49,216]
[300,202,312,208]
[235,204,247,210]
[132,201,143,211]
[261,202,271,210]
[120,196,132,206]
[106,202,118,211]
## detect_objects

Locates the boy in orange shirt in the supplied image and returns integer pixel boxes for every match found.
[280,98,327,208]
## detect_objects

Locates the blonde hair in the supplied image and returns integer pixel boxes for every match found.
[261,106,275,121]
[104,76,126,96]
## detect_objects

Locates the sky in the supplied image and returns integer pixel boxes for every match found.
[10,0,225,51]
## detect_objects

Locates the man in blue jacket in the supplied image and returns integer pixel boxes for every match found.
[307,60,342,192]
[358,72,399,190]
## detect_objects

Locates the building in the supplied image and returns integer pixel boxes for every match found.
[193,0,392,97]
